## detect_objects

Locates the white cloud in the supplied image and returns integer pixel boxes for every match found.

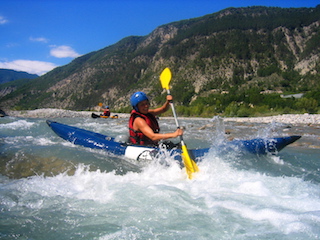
[0,16,8,25]
[0,60,57,76]
[50,45,81,58]
[29,37,49,43]
[6,42,19,48]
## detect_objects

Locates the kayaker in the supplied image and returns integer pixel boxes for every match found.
[129,91,183,147]
[101,105,111,117]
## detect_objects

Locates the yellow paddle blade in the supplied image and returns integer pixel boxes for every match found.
[98,102,103,107]
[159,67,172,90]
[181,145,199,179]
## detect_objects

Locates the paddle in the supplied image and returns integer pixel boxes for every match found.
[92,103,104,118]
[91,113,100,118]
[160,67,199,179]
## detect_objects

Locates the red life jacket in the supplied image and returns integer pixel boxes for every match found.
[129,110,160,145]
[103,109,110,116]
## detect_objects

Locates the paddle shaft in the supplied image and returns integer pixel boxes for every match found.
[166,89,185,144]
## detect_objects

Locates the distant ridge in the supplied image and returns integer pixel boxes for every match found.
[0,69,38,84]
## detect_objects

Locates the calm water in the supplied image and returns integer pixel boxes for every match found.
[1,115,320,239]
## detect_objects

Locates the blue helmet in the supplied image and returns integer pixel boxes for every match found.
[130,91,149,111]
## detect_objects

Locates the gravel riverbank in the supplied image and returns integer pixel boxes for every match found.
[5,109,320,126]
[224,113,320,125]
[5,109,129,119]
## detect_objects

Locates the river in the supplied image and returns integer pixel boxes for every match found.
[0,113,320,239]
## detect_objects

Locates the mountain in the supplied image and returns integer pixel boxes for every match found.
[0,6,320,115]
[0,69,38,84]
[0,70,38,104]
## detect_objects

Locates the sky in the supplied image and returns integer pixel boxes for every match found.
[0,0,319,76]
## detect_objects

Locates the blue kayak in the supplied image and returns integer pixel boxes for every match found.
[46,120,301,162]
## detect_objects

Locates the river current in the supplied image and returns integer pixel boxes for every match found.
[0,115,320,239]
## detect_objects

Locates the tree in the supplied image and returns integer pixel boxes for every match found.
[295,98,318,113]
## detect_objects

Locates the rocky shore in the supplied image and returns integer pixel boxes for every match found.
[224,113,320,125]
[4,108,320,126]
[5,109,129,119]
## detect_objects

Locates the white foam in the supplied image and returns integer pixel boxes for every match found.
[3,151,320,238]
[0,119,35,130]
[4,135,55,146]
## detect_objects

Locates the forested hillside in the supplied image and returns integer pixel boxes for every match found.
[0,6,319,116]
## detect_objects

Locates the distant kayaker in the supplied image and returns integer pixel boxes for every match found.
[101,105,110,117]
[129,91,183,147]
